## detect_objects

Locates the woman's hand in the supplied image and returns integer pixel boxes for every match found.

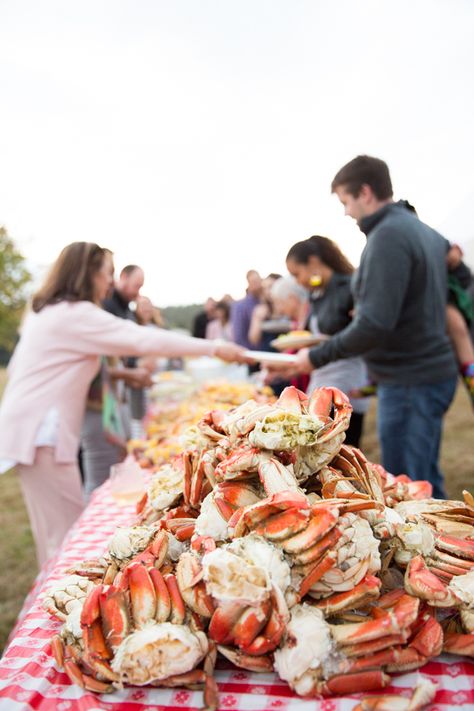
[214,342,253,364]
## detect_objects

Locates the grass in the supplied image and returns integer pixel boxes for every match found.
[0,368,38,654]
[0,370,473,654]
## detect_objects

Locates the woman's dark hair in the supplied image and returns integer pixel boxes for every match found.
[32,242,107,312]
[215,300,230,323]
[286,236,354,275]
[331,155,393,200]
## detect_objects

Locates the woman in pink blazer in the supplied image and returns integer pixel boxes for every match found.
[0,242,247,566]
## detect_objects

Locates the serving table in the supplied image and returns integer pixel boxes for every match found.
[1,482,474,710]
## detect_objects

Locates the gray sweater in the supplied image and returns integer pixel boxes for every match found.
[308,201,457,385]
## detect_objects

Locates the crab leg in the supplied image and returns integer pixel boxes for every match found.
[149,567,172,622]
[299,550,337,598]
[313,575,381,616]
[217,644,274,672]
[232,601,272,648]
[209,602,247,645]
[317,670,390,697]
[436,535,474,559]
[330,595,419,645]
[280,508,338,554]
[231,490,309,536]
[240,585,289,656]
[164,573,186,624]
[444,631,474,656]
[125,562,157,627]
[253,507,309,541]
[293,527,343,566]
[341,634,407,658]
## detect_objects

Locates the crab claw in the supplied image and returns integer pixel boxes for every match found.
[176,552,215,618]
[276,386,309,414]
[217,645,274,672]
[99,586,131,649]
[307,386,352,440]
[405,556,459,607]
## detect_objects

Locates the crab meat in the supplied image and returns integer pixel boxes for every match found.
[394,522,436,567]
[202,535,290,605]
[273,604,334,696]
[194,483,261,543]
[111,622,208,685]
[195,492,231,542]
[249,409,327,450]
[108,526,155,563]
[147,461,185,511]
[448,569,474,608]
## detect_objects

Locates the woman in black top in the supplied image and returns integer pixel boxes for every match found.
[286,236,370,447]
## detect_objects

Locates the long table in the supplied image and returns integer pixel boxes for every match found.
[1,482,474,710]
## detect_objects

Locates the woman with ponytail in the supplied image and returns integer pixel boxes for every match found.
[285,235,370,447]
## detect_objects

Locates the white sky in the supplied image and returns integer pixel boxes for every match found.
[1,0,474,305]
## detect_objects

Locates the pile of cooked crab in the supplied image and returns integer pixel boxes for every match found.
[43,386,474,711]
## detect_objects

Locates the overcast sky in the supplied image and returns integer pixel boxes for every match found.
[1,0,473,305]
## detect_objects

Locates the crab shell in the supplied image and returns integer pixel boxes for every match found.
[42,575,95,621]
[108,526,155,564]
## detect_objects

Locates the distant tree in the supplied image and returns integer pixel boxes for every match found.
[0,227,31,356]
[160,303,203,332]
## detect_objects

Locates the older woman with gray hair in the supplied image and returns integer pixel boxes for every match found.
[270,276,309,325]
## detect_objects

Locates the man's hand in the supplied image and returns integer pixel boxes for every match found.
[215,343,254,364]
[294,348,314,373]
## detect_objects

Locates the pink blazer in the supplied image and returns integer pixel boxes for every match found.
[0,301,216,464]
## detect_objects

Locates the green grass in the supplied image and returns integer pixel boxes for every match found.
[0,370,473,654]
[0,368,38,654]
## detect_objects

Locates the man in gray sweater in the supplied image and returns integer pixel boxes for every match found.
[291,156,458,497]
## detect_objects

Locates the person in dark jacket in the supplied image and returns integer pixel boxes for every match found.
[192,298,217,339]
[275,156,458,498]
[103,264,151,433]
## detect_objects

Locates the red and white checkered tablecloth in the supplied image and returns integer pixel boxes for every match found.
[1,482,474,711]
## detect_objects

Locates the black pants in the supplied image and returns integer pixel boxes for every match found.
[344,412,364,449]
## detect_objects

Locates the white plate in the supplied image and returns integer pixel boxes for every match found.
[271,334,328,351]
[244,350,298,365]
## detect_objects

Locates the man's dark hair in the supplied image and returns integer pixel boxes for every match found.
[331,155,393,200]
[120,264,141,277]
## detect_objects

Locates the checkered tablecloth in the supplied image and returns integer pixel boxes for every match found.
[1,482,474,711]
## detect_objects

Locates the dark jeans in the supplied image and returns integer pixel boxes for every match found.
[377,377,457,499]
